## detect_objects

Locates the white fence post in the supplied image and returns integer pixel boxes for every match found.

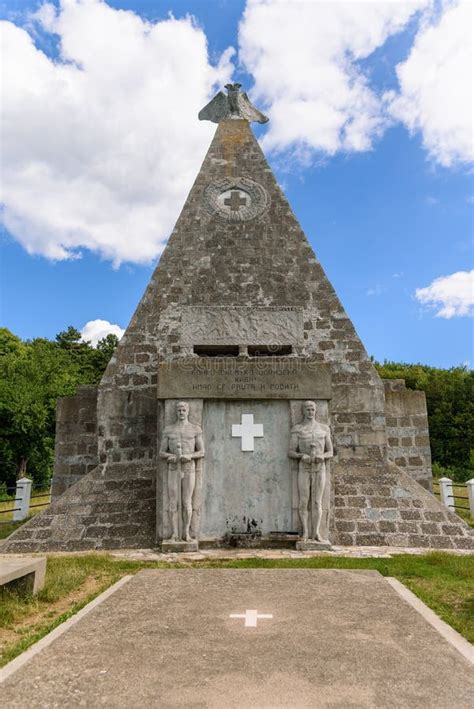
[13,477,32,521]
[438,477,454,511]
[467,479,474,518]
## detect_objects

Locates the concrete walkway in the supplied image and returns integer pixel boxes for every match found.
[2,569,473,708]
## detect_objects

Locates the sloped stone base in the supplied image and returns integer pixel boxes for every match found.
[1,463,156,553]
[332,461,473,550]
[2,461,472,553]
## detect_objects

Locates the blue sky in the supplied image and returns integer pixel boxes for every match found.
[1,0,473,366]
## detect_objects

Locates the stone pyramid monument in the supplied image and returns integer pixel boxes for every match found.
[4,85,472,552]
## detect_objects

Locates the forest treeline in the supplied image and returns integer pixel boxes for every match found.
[0,327,118,490]
[0,326,472,489]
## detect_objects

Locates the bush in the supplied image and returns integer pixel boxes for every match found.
[432,460,472,484]
[0,482,13,502]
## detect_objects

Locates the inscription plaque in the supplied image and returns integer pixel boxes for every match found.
[181,306,304,345]
[157,358,331,400]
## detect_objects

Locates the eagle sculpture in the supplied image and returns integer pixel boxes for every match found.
[199,83,269,124]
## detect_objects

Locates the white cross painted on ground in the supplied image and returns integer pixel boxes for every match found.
[231,414,264,452]
[229,610,273,627]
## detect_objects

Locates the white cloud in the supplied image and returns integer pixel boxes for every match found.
[2,0,472,270]
[81,318,125,346]
[238,0,428,159]
[367,284,384,296]
[1,0,234,265]
[415,270,474,318]
[387,0,473,167]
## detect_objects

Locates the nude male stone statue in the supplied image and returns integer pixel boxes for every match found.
[159,401,205,542]
[289,401,333,543]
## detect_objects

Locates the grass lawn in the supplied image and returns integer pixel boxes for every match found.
[0,520,26,540]
[1,552,473,668]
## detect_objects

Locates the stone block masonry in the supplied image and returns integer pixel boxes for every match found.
[332,462,472,550]
[384,379,433,490]
[4,463,156,552]
[51,386,99,499]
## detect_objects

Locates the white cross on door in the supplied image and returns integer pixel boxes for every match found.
[231,414,264,452]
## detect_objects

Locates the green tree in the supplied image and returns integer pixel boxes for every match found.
[55,325,83,349]
[0,328,24,357]
[0,336,82,487]
[55,326,98,382]
[93,333,120,373]
[0,327,119,488]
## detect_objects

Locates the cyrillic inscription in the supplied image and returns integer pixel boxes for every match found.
[157,358,331,400]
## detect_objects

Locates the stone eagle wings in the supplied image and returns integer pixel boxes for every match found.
[199,83,269,124]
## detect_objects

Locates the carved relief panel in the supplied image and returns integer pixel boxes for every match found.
[181,306,304,345]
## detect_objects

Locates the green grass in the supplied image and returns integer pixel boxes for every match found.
[0,491,51,538]
[0,492,51,539]
[0,555,151,666]
[0,520,26,540]
[1,552,473,667]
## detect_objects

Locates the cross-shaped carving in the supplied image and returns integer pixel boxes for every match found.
[231,414,264,452]
[224,190,247,212]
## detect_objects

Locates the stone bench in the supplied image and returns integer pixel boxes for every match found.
[0,556,46,595]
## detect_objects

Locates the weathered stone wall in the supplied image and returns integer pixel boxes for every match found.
[96,388,157,469]
[332,462,472,550]
[384,379,432,490]
[2,462,155,552]
[51,386,99,499]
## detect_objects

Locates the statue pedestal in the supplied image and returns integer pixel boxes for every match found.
[296,540,332,552]
[161,540,199,553]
